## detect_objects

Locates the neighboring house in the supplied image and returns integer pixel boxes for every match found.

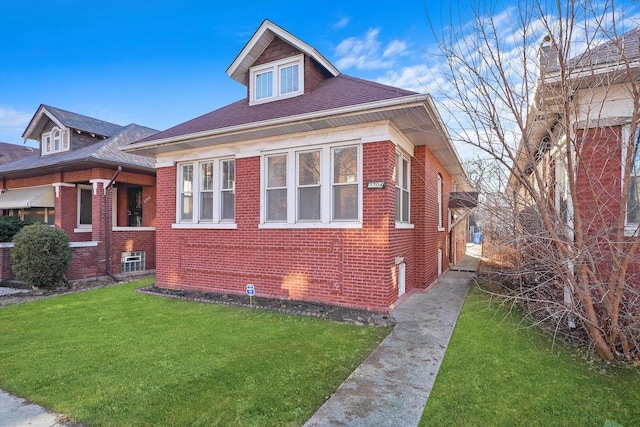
[0,142,38,165]
[125,20,474,312]
[0,105,158,283]
[508,28,640,283]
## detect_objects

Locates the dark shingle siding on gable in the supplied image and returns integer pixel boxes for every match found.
[136,74,417,144]
[254,37,302,67]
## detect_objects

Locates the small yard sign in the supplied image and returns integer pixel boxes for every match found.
[246,284,255,296]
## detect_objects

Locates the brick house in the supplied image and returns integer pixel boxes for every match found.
[0,105,158,283]
[126,20,474,312]
[508,28,640,285]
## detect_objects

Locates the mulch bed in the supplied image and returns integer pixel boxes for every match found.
[137,285,395,327]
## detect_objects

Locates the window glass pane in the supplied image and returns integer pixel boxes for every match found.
[280,64,299,94]
[298,151,320,185]
[221,160,235,190]
[395,154,401,184]
[79,188,92,225]
[53,130,60,151]
[200,192,213,220]
[267,155,287,188]
[333,185,358,220]
[221,191,235,220]
[201,163,213,191]
[267,189,287,221]
[395,187,401,222]
[628,131,640,223]
[402,190,410,222]
[256,71,273,99]
[402,158,409,190]
[46,207,55,225]
[333,147,358,183]
[181,165,193,221]
[23,208,45,223]
[298,187,320,220]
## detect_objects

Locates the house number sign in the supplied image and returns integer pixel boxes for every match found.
[367,181,385,189]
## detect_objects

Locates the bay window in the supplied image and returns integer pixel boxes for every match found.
[177,158,235,226]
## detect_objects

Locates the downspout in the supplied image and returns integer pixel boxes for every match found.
[104,166,121,282]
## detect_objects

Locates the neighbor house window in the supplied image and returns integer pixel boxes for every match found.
[262,143,361,226]
[395,153,410,224]
[42,126,69,155]
[177,158,235,225]
[250,55,304,105]
[627,127,640,225]
[78,185,92,228]
[437,174,444,230]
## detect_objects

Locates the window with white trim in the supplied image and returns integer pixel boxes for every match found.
[437,174,444,230]
[178,158,235,224]
[395,153,410,223]
[250,55,304,105]
[42,126,69,155]
[77,185,92,228]
[262,143,361,226]
[627,127,640,225]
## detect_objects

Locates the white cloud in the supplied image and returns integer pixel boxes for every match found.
[333,16,349,29]
[335,28,409,71]
[0,106,31,140]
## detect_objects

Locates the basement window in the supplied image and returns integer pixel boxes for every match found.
[121,251,145,273]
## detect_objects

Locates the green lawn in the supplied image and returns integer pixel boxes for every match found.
[420,286,640,427]
[0,279,390,426]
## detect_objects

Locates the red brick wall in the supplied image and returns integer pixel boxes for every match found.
[155,140,456,312]
[109,230,156,274]
[0,246,12,281]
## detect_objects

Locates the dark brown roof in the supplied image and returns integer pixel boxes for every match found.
[137,74,417,143]
[448,192,479,209]
[0,142,38,165]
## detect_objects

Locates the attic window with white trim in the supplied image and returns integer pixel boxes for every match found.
[250,55,304,105]
[42,126,69,155]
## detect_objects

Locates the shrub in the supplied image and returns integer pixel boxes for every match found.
[0,216,33,243]
[11,223,71,289]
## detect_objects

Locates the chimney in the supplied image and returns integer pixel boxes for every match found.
[538,35,559,78]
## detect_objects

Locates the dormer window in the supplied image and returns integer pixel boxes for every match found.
[250,55,304,105]
[42,126,69,155]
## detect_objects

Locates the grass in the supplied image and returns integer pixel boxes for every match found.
[420,286,640,427]
[0,279,390,426]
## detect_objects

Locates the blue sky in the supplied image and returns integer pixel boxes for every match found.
[1,1,638,156]
[0,0,452,147]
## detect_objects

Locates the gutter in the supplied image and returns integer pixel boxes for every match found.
[104,166,121,282]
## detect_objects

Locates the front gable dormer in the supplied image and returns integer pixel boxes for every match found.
[226,20,340,106]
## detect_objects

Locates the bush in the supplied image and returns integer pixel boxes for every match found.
[0,216,33,243]
[11,223,71,289]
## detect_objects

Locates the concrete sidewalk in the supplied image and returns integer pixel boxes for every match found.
[0,390,73,427]
[305,245,480,426]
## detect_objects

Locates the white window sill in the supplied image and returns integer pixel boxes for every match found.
[172,223,237,230]
[112,226,156,232]
[74,228,92,233]
[259,222,362,229]
[625,225,639,237]
[69,241,99,248]
[395,222,415,229]
[438,227,445,232]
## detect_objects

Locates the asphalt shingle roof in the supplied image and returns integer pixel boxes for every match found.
[136,74,417,143]
[0,142,37,165]
[569,26,640,69]
[0,124,158,175]
[39,105,123,138]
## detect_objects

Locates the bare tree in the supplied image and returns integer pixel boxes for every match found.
[432,1,640,360]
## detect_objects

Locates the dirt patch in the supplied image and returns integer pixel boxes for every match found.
[137,285,395,327]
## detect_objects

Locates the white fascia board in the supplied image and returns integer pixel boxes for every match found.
[22,106,66,141]
[127,94,430,155]
[155,121,404,168]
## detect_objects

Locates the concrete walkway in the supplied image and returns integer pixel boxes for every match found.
[305,244,480,426]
